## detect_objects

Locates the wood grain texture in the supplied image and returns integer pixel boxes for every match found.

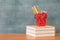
[0,33,60,40]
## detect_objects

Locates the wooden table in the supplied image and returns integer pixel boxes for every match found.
[0,34,60,40]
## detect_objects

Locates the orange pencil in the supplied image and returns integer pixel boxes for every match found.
[32,6,38,14]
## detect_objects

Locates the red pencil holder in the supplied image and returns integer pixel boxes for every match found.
[34,12,47,26]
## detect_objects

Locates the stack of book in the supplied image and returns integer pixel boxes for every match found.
[26,25,55,37]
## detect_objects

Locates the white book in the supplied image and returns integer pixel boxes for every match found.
[27,31,55,34]
[26,25,55,31]
[27,32,55,37]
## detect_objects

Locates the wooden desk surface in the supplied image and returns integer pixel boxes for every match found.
[0,34,60,40]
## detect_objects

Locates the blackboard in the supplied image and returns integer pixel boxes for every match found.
[0,0,60,33]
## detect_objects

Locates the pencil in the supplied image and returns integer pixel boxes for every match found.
[32,6,38,14]
[36,6,41,12]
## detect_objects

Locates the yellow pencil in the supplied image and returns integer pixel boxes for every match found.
[32,6,38,14]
